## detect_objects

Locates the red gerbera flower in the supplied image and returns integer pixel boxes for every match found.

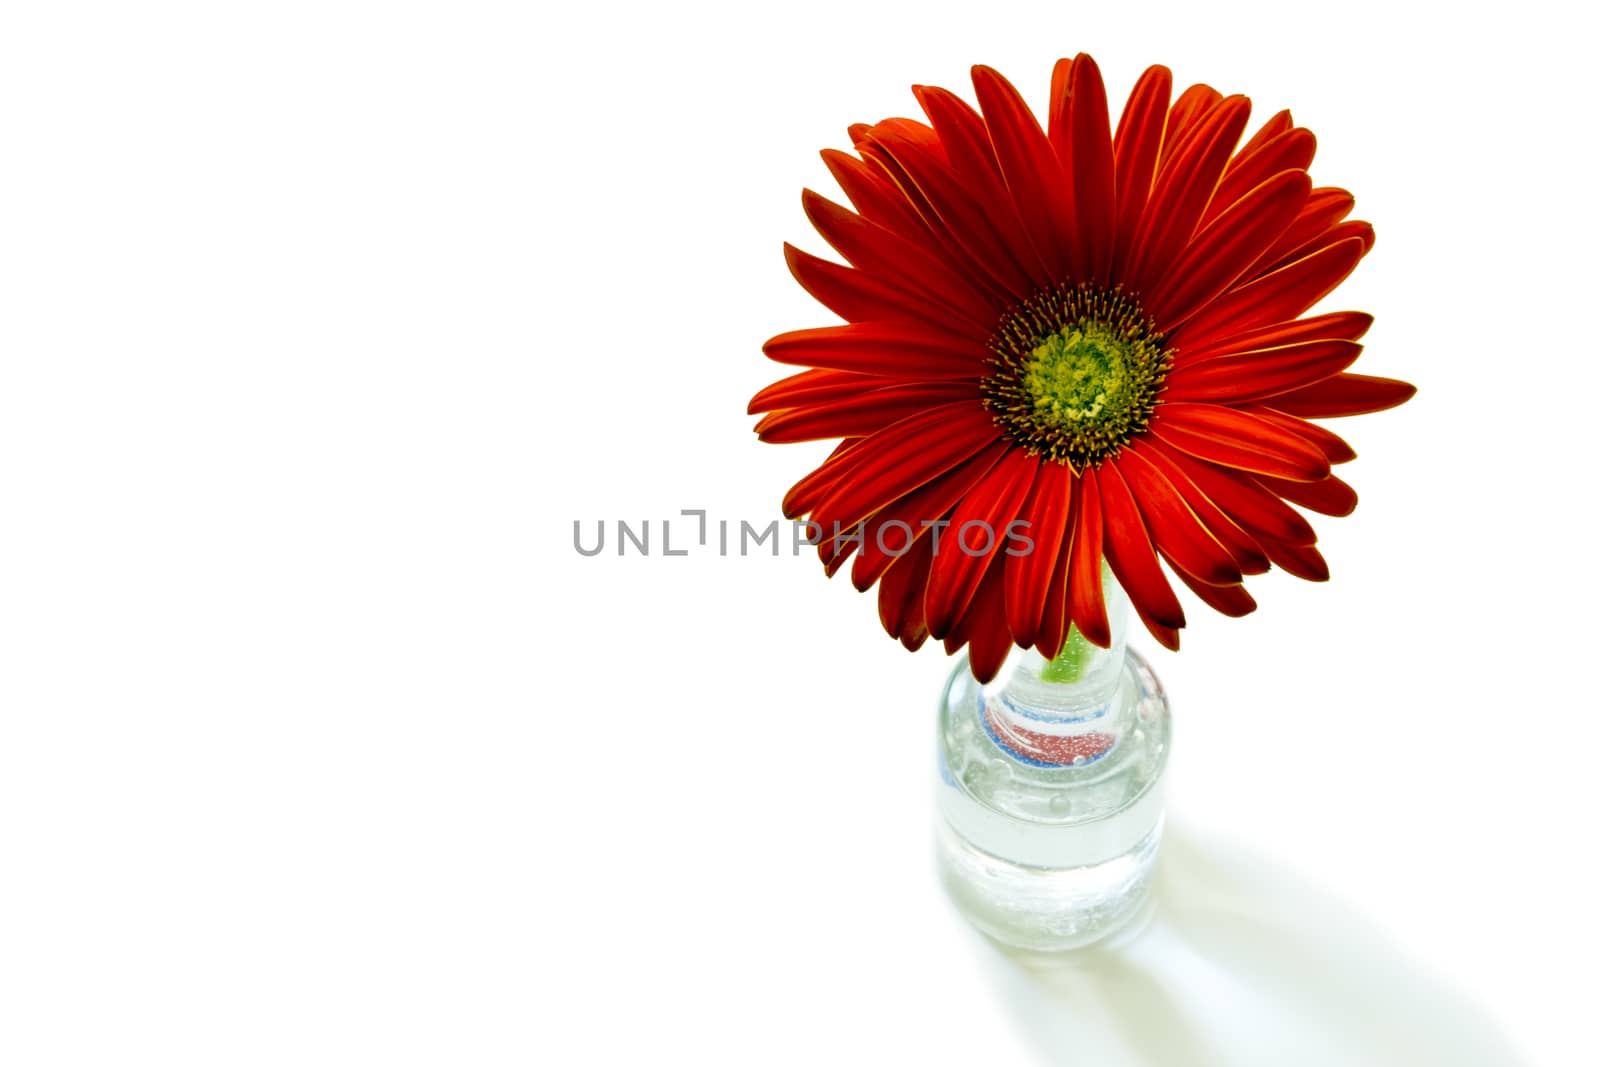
[750,55,1415,682]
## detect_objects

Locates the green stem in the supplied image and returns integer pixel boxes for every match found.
[1039,624,1096,685]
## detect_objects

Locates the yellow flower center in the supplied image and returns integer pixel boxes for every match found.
[983,286,1170,468]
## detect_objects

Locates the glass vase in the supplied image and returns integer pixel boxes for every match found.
[935,577,1172,951]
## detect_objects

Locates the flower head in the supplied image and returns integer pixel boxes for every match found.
[750,55,1414,682]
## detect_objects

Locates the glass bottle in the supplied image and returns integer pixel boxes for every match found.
[935,576,1172,950]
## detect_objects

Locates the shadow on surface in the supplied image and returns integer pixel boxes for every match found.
[969,823,1526,1067]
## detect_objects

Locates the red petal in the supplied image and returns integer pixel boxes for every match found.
[1270,373,1417,418]
[810,403,998,531]
[1162,338,1363,404]
[782,438,864,519]
[755,381,981,443]
[1265,218,1374,273]
[821,531,861,577]
[1066,466,1111,648]
[1046,57,1076,158]
[802,189,998,325]
[748,368,891,415]
[820,149,933,250]
[951,566,1013,684]
[1125,95,1252,295]
[1246,405,1358,464]
[762,322,991,379]
[878,533,933,644]
[859,122,1039,300]
[1036,480,1076,660]
[924,449,1039,638]
[1115,446,1243,587]
[1146,170,1312,331]
[1132,605,1182,651]
[1177,310,1373,363]
[1231,108,1293,162]
[1201,127,1316,229]
[972,65,1076,281]
[858,115,941,151]
[1256,472,1359,516]
[1160,83,1223,161]
[1004,460,1074,649]
[913,85,1053,294]
[1158,450,1318,546]
[1172,563,1258,617]
[1097,459,1185,631]
[901,624,929,652]
[823,144,1020,314]
[1259,536,1329,581]
[848,440,1009,591]
[1152,402,1332,481]
[1063,54,1116,281]
[1171,237,1368,352]
[785,243,986,336]
[1110,65,1173,274]
[1255,187,1354,269]
[1132,438,1269,574]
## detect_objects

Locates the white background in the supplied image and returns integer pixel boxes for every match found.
[1,2,1594,1064]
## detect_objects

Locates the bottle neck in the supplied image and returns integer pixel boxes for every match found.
[978,578,1132,768]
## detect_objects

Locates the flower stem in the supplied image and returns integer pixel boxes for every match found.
[1039,625,1095,685]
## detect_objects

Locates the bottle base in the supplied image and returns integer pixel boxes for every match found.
[936,816,1162,952]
